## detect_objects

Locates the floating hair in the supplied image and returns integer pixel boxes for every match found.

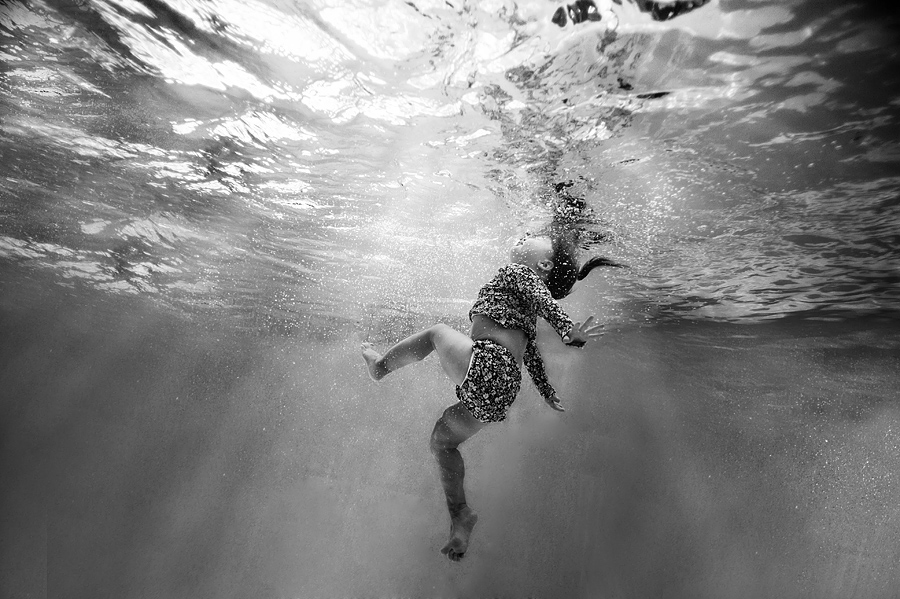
[547,246,625,299]
[576,256,626,280]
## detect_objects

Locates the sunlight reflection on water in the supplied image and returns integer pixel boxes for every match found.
[0,0,898,326]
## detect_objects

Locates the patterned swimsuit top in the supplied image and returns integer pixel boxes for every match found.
[469,263,575,400]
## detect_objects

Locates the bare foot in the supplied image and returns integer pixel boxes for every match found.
[361,343,388,381]
[440,506,478,562]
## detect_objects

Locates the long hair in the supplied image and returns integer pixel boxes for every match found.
[546,233,624,300]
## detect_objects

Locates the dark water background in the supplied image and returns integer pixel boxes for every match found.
[2,0,899,597]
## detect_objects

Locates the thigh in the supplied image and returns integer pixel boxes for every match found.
[432,402,486,449]
[430,324,474,386]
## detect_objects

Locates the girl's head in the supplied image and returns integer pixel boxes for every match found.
[512,229,623,299]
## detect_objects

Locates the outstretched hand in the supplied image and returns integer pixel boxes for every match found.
[562,316,604,347]
[545,393,566,412]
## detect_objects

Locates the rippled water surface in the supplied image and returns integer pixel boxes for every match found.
[2,1,899,597]
[3,0,898,325]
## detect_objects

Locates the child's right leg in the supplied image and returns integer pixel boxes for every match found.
[362,324,473,384]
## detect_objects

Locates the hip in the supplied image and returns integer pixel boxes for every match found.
[469,314,527,362]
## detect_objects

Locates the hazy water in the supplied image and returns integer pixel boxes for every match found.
[2,0,899,597]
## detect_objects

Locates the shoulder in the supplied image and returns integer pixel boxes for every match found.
[499,263,538,280]
[495,263,551,296]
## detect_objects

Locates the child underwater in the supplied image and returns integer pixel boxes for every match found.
[362,230,622,561]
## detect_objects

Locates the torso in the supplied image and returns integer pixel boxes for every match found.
[469,314,528,362]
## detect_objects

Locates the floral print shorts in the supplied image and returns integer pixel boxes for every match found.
[456,339,522,423]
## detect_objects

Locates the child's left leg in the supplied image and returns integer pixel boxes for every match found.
[362,324,473,384]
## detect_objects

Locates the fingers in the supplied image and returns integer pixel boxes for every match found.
[582,316,604,337]
[546,398,566,412]
[574,317,594,331]
[572,325,604,339]
[569,317,606,343]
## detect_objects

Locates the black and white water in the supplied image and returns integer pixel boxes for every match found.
[2,1,899,597]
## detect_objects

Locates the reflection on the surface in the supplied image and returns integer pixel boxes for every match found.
[552,0,713,27]
[1,0,898,326]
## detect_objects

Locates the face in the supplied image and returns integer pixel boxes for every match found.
[510,235,553,266]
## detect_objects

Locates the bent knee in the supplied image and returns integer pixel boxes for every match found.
[427,323,453,337]
[430,420,464,454]
[430,427,451,454]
